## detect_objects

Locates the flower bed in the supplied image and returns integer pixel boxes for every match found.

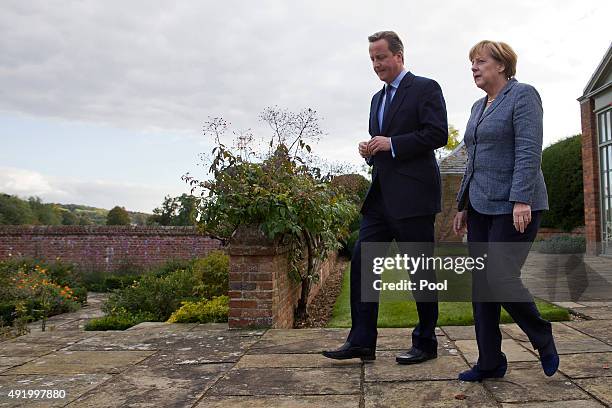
[0,259,85,336]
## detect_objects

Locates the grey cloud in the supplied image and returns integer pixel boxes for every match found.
[1,0,610,165]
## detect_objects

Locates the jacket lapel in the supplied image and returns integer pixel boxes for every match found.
[381,71,415,135]
[477,78,517,125]
[370,87,384,136]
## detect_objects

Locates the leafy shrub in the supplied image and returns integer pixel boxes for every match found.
[46,261,87,304]
[0,302,16,326]
[541,135,584,230]
[152,258,193,278]
[82,272,132,292]
[345,230,360,259]
[167,296,229,323]
[0,259,82,325]
[102,268,197,321]
[191,251,229,298]
[83,258,196,292]
[85,308,156,331]
[536,236,586,254]
[330,174,370,205]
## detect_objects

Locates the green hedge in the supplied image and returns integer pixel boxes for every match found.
[541,135,584,231]
[536,236,586,254]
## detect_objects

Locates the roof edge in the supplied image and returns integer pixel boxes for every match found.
[582,42,612,96]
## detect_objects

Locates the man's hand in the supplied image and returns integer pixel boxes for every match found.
[513,202,532,233]
[453,211,467,236]
[367,136,391,155]
[358,141,371,158]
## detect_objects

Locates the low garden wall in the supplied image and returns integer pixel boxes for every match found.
[0,226,222,273]
[536,226,585,241]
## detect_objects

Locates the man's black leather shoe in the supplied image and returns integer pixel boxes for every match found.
[322,342,376,361]
[395,347,437,364]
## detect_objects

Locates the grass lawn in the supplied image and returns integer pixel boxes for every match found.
[327,265,570,328]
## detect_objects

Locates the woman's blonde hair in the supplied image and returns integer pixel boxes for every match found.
[469,40,517,79]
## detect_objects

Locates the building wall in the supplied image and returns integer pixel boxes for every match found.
[581,99,602,255]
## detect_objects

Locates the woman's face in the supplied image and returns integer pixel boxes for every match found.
[471,50,505,91]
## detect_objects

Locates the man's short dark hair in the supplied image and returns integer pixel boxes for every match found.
[368,31,404,56]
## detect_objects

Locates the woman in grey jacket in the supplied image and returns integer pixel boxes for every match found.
[453,40,559,382]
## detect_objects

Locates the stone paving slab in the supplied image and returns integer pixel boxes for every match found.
[126,322,199,331]
[503,321,612,355]
[249,327,449,354]
[235,353,360,368]
[0,341,67,358]
[501,400,606,407]
[558,352,612,379]
[364,380,496,407]
[483,368,591,403]
[578,301,612,307]
[207,367,361,396]
[500,323,532,342]
[564,320,612,345]
[376,327,448,350]
[573,307,612,320]
[65,328,262,355]
[145,348,245,366]
[454,339,538,364]
[364,353,469,381]
[249,328,350,354]
[64,362,233,408]
[0,357,36,373]
[0,373,111,407]
[195,395,361,408]
[442,325,510,341]
[4,350,154,375]
[554,302,588,309]
[556,339,612,355]
[574,377,612,406]
[5,329,96,345]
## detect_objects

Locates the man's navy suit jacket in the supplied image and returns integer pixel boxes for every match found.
[366,71,448,219]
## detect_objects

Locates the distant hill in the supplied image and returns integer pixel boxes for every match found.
[0,193,151,226]
[52,202,151,226]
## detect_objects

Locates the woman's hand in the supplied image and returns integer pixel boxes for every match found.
[453,211,467,236]
[513,202,532,233]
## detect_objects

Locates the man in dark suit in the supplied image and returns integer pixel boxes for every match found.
[323,31,448,364]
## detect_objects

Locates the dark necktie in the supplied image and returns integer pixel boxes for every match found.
[383,84,393,124]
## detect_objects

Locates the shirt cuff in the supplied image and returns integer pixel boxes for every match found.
[390,139,396,158]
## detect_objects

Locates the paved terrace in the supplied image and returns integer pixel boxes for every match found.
[1,254,612,407]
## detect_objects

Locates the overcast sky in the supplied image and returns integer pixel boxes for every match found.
[1,1,610,213]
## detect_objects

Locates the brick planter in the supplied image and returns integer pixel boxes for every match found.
[228,225,337,329]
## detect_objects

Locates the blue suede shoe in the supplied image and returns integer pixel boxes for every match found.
[458,354,507,382]
[539,342,559,376]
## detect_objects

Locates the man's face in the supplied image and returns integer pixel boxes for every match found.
[369,39,403,84]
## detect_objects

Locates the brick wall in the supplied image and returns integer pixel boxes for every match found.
[0,226,222,272]
[228,225,337,329]
[536,226,585,241]
[581,99,601,255]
